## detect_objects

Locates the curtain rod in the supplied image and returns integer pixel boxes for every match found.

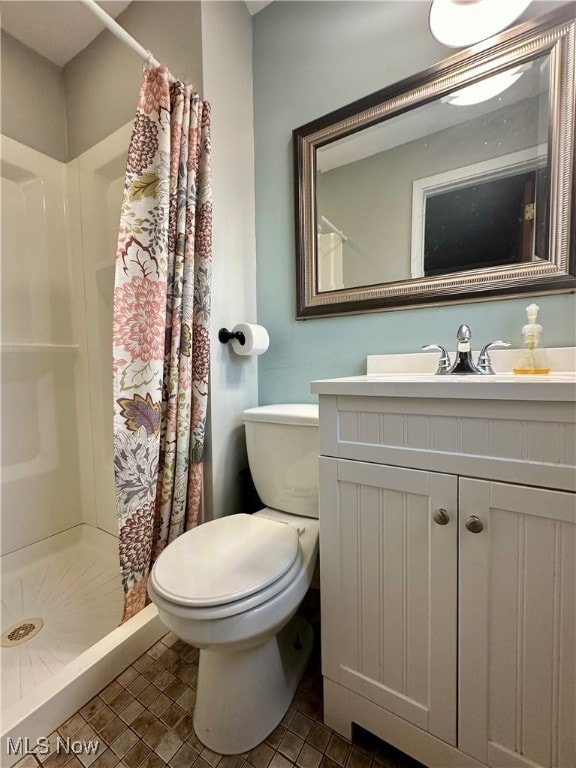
[78,0,176,83]
[319,215,348,242]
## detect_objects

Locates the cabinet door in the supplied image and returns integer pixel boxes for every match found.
[459,479,576,768]
[319,457,458,744]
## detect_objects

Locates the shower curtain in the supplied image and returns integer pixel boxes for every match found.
[113,66,212,621]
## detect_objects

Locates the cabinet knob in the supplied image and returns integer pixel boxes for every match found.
[465,515,484,533]
[432,508,450,525]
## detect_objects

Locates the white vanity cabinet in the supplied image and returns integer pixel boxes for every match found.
[458,479,575,768]
[312,381,575,768]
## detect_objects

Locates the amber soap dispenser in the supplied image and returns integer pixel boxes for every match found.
[513,303,550,375]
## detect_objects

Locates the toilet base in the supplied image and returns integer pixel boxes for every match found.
[193,613,314,754]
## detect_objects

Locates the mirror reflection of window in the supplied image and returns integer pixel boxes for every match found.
[423,166,549,276]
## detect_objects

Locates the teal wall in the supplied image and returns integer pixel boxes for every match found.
[253,1,575,405]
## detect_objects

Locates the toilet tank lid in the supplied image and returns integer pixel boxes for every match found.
[242,403,318,426]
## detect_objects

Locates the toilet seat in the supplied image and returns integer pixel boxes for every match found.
[149,513,303,619]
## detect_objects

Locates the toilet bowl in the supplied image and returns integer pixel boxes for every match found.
[147,404,319,754]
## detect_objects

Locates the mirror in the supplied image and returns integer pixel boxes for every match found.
[294,7,575,318]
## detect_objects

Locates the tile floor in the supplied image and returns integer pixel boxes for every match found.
[12,605,425,768]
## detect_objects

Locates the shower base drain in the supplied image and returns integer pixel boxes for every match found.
[1,618,44,647]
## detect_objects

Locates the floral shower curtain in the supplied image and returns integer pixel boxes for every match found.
[113,66,212,622]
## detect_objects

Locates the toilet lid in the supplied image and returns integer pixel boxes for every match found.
[150,514,301,607]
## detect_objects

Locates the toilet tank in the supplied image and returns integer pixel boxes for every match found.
[242,404,319,519]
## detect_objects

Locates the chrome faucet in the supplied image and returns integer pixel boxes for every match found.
[423,325,510,375]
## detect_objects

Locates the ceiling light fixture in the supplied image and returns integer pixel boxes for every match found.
[442,63,531,106]
[429,0,533,48]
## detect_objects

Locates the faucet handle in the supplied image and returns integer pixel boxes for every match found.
[476,340,512,375]
[422,344,452,375]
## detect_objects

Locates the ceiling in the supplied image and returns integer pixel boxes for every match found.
[244,1,272,13]
[1,1,132,67]
[0,0,272,68]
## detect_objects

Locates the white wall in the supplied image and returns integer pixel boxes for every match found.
[0,31,68,162]
[64,1,203,160]
[200,1,259,520]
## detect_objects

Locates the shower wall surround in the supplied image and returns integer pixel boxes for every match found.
[1,125,137,552]
[0,137,82,554]
[253,0,576,405]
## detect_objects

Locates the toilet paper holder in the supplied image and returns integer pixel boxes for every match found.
[218,328,245,346]
[218,324,269,356]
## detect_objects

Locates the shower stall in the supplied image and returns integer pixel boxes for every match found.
[0,124,164,765]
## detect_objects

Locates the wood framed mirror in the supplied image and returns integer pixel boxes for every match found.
[293,6,575,318]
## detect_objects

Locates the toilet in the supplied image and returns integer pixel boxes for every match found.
[147,403,319,755]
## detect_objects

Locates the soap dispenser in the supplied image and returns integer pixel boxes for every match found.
[513,303,550,375]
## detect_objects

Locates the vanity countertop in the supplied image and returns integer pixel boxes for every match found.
[312,347,576,402]
[311,373,576,401]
